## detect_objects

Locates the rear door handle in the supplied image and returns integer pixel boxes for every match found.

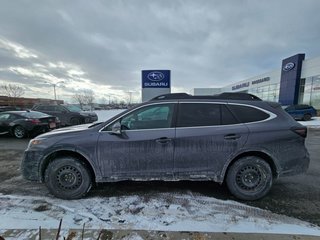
[224,134,241,140]
[155,137,172,144]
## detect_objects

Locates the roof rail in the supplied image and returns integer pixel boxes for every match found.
[151,93,192,100]
[150,92,262,101]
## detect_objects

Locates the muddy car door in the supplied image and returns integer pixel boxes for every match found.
[97,103,176,180]
[174,102,249,181]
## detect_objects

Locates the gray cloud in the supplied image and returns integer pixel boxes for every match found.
[0,0,320,102]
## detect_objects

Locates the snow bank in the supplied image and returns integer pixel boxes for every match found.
[0,193,319,236]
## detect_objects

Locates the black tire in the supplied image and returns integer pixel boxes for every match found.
[13,125,27,139]
[44,157,92,199]
[303,114,311,121]
[226,156,273,201]
[70,118,81,125]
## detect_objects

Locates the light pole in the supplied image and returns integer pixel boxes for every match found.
[53,84,57,100]
[127,91,133,105]
[45,81,64,100]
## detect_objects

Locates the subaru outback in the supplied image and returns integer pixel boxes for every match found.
[21,93,310,200]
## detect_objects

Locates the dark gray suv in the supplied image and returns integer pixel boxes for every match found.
[21,93,310,200]
[32,104,98,126]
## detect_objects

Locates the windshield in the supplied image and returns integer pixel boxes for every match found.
[64,105,82,112]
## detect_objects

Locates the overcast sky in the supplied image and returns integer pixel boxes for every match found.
[0,0,320,103]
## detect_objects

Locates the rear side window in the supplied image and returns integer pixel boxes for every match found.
[34,105,47,111]
[177,103,239,127]
[228,104,269,123]
[18,111,50,118]
[295,105,311,110]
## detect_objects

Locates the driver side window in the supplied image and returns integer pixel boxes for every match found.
[106,103,174,131]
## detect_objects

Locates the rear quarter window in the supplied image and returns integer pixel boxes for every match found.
[177,103,239,127]
[228,104,270,123]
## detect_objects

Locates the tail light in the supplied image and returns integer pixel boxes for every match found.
[291,126,307,138]
[26,119,41,124]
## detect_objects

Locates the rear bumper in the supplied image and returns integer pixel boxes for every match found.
[278,151,310,177]
[84,116,98,123]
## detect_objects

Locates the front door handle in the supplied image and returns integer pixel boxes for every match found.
[155,137,172,144]
[224,134,241,140]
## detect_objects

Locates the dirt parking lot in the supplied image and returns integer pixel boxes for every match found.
[0,128,320,226]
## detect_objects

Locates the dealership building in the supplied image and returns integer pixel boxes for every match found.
[194,53,320,109]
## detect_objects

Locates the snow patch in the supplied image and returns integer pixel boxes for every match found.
[0,193,319,236]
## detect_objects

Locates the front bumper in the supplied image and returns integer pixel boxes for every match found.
[84,115,98,123]
[21,150,44,182]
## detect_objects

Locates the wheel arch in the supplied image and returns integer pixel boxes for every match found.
[40,150,96,183]
[223,151,279,182]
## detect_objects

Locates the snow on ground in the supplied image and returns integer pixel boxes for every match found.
[1,192,320,236]
[298,117,320,127]
[94,109,125,122]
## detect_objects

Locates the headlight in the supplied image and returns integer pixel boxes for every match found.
[30,139,42,145]
[27,138,44,149]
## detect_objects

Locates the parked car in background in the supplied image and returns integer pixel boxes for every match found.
[32,104,98,126]
[284,104,317,121]
[22,93,310,201]
[0,106,20,112]
[0,110,60,138]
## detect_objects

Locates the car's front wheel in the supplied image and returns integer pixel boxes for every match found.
[44,157,92,199]
[226,156,273,201]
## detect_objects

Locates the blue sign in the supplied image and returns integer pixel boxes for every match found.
[142,70,171,88]
[279,54,305,105]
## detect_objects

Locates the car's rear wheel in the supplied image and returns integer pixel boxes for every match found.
[226,156,272,200]
[70,118,81,125]
[303,114,312,121]
[13,125,27,139]
[44,157,92,199]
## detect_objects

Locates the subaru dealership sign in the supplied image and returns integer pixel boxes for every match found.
[141,70,171,102]
[142,70,171,88]
[279,54,305,105]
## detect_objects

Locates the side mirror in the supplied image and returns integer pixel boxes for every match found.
[111,122,122,135]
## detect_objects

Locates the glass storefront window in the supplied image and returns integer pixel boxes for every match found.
[299,75,320,109]
[248,84,279,102]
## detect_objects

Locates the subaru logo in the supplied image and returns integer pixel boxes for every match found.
[147,71,165,81]
[283,62,295,72]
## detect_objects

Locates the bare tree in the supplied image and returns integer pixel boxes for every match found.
[0,83,25,106]
[83,90,95,109]
[72,93,86,109]
[72,90,95,110]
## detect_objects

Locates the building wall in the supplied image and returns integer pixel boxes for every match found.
[194,88,221,95]
[299,56,320,109]
[194,55,320,109]
[0,96,64,109]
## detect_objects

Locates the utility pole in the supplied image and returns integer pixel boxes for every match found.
[127,91,133,105]
[45,81,64,100]
[53,84,57,100]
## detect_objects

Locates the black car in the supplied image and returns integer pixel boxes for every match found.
[22,93,309,200]
[0,110,60,138]
[32,104,98,126]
